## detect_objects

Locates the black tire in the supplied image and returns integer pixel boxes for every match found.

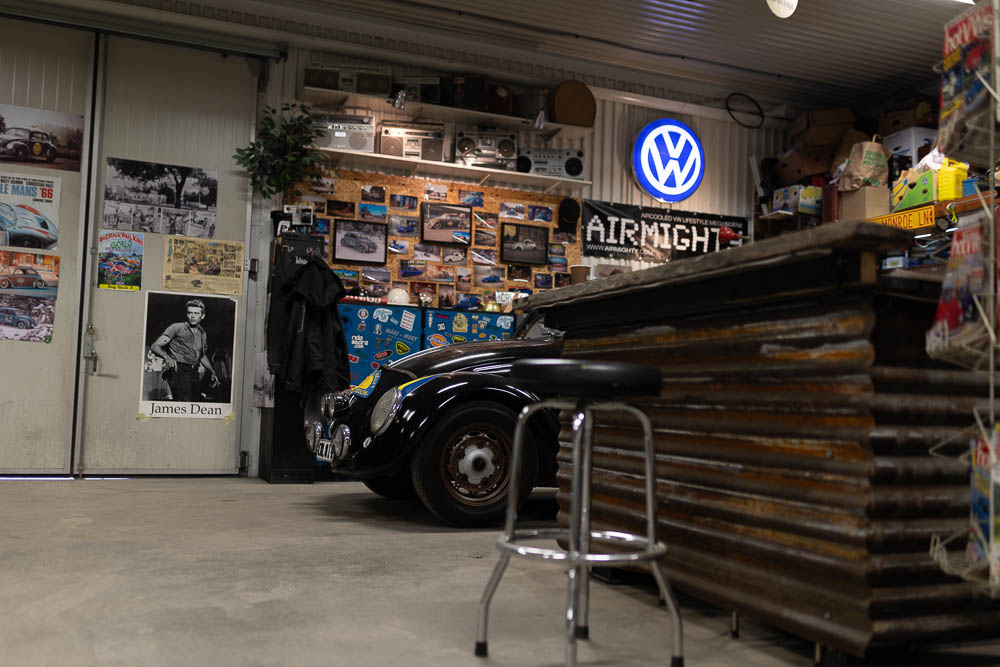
[0,279,9,288]
[46,149,56,163]
[33,280,43,288]
[363,470,417,500]
[16,321,26,329]
[410,401,537,528]
[12,145,27,162]
[14,238,35,248]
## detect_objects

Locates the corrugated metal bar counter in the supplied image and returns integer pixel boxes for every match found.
[517,222,1000,658]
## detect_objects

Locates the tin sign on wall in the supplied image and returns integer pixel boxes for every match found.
[632,119,705,203]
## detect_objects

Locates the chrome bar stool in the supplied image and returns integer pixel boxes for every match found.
[475,358,684,667]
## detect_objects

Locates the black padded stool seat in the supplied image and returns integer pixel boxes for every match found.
[510,359,662,397]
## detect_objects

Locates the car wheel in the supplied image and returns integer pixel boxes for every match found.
[16,321,26,329]
[46,149,56,163]
[12,145,27,161]
[33,280,43,288]
[13,238,35,248]
[410,401,537,528]
[363,471,418,500]
[0,279,9,288]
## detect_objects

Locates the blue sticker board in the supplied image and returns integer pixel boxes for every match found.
[424,309,515,348]
[340,303,423,385]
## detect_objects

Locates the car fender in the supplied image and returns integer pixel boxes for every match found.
[353,372,560,478]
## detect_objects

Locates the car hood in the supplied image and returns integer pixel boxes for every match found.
[388,337,563,377]
[13,206,58,234]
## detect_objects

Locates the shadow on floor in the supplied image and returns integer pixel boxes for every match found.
[304,486,559,534]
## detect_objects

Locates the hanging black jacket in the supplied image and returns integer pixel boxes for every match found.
[267,253,349,394]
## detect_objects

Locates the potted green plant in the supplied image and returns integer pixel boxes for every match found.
[234,102,327,200]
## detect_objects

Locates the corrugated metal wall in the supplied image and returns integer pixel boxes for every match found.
[0,19,93,473]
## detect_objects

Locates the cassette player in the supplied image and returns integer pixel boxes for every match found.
[516,147,586,180]
[312,114,375,153]
[378,121,446,162]
[454,128,517,170]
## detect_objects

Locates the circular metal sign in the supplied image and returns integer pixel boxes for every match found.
[766,0,797,19]
[632,119,705,203]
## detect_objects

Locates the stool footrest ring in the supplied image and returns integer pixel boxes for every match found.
[497,527,667,564]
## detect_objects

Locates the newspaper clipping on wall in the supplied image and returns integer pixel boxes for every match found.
[0,172,61,251]
[98,231,143,291]
[162,236,244,296]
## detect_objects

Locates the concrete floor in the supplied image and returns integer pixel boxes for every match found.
[4,479,1000,667]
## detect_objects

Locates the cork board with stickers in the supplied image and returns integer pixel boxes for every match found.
[293,169,581,308]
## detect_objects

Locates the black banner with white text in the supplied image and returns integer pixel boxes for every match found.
[581,200,748,262]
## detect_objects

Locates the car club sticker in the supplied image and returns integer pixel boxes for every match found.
[398,376,435,398]
[352,369,381,398]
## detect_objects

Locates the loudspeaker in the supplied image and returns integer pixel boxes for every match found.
[258,394,316,484]
[446,74,488,111]
[558,198,581,234]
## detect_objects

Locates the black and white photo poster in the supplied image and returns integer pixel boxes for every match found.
[140,291,237,419]
[104,157,218,238]
[581,200,748,263]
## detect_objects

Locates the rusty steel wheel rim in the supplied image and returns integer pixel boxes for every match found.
[440,422,512,507]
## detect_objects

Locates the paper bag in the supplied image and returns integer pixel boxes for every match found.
[838,137,890,192]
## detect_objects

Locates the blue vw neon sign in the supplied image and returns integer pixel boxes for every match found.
[632,119,705,203]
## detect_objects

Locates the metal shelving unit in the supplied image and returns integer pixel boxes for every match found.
[315,146,592,194]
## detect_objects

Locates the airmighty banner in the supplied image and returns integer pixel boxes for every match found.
[581,200,748,263]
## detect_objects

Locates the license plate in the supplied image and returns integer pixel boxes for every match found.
[315,439,334,462]
[867,205,935,231]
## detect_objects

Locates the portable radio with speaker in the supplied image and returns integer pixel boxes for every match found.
[394,77,442,104]
[311,114,375,153]
[516,148,586,179]
[379,122,446,162]
[454,129,517,170]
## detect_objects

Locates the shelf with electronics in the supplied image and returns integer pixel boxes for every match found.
[299,85,592,195]
[300,86,593,142]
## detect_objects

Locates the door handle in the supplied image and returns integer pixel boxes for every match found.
[83,324,99,374]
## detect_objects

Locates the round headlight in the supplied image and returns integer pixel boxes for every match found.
[370,387,401,436]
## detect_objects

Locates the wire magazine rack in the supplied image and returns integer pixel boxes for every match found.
[927,0,1000,596]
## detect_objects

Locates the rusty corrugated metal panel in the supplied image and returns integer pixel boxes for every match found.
[547,288,1000,657]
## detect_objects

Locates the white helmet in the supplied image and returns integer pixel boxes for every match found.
[387,287,410,305]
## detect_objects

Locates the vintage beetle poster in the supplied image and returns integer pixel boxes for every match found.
[0,251,58,344]
[0,103,84,172]
[139,291,237,419]
[581,200,747,262]
[98,231,143,291]
[0,172,61,251]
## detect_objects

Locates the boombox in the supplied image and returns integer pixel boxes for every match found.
[303,66,392,96]
[394,77,441,104]
[516,148,586,179]
[311,114,375,152]
[454,129,517,170]
[379,122,446,162]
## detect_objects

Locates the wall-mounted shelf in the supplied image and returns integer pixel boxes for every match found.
[316,147,592,194]
[300,86,593,142]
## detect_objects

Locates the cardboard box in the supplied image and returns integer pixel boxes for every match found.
[884,127,937,161]
[772,185,822,216]
[776,148,833,186]
[822,182,840,222]
[840,186,890,221]
[878,108,934,136]
[893,171,936,211]
[790,108,856,150]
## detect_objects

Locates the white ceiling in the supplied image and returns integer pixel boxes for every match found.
[273,0,970,107]
[16,0,976,111]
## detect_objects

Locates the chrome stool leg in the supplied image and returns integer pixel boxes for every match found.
[565,405,588,667]
[623,403,684,667]
[475,404,541,657]
[575,406,594,640]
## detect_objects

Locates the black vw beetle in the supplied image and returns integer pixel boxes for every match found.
[306,315,563,527]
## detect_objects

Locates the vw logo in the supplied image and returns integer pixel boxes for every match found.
[632,119,705,203]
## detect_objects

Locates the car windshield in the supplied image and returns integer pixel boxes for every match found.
[30,132,47,141]
[6,128,29,138]
[515,313,563,340]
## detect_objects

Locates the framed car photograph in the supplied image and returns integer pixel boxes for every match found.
[500,222,548,265]
[333,219,388,265]
[421,203,472,245]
